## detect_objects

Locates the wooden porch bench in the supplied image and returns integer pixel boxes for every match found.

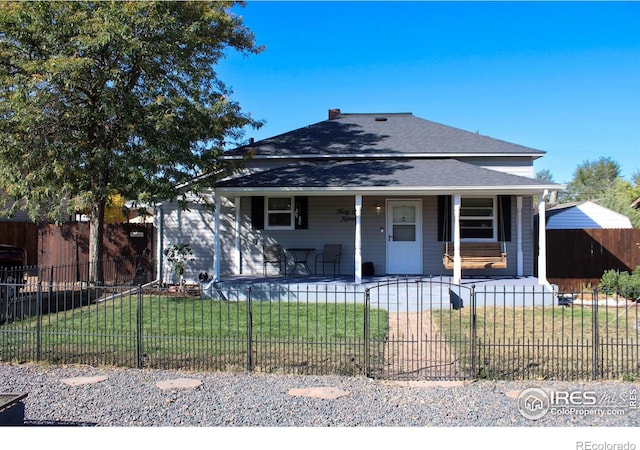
[443,242,507,269]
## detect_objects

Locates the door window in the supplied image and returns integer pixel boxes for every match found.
[392,205,416,241]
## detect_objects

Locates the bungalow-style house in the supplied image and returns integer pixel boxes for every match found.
[543,201,633,229]
[155,109,562,286]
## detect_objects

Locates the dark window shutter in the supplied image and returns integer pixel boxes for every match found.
[437,195,451,242]
[497,195,512,241]
[294,196,308,229]
[251,196,264,230]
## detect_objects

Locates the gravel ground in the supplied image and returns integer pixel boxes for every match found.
[1,362,639,427]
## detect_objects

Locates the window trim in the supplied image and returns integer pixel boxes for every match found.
[265,196,295,230]
[457,196,497,242]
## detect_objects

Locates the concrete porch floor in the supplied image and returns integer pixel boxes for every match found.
[203,275,558,311]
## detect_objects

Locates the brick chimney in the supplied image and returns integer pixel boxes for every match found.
[328,108,341,120]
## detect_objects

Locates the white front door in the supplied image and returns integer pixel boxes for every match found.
[386,200,422,274]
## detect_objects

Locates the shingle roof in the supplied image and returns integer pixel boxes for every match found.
[225,112,545,158]
[216,159,553,191]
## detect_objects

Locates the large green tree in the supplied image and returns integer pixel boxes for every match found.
[558,157,640,227]
[0,1,262,282]
[599,178,640,228]
[559,156,621,203]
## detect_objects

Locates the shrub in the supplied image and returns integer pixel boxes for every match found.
[599,269,620,293]
[598,266,640,300]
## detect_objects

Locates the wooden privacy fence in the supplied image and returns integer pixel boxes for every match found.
[540,228,640,291]
[0,222,38,266]
[0,222,154,268]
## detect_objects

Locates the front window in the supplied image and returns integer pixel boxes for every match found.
[266,197,294,229]
[459,197,496,240]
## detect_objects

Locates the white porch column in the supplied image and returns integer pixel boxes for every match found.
[516,196,523,277]
[155,206,164,283]
[354,195,363,284]
[213,194,221,281]
[453,194,461,285]
[234,196,241,274]
[537,190,549,287]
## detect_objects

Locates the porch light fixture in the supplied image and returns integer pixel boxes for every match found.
[375,204,382,216]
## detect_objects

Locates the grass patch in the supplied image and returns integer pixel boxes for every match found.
[436,303,640,380]
[0,293,388,375]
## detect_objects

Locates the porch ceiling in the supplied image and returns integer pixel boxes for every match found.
[215,158,558,196]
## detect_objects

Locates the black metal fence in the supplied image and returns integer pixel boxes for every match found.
[1,255,152,288]
[1,274,639,381]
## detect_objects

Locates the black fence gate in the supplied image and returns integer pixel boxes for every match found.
[365,280,476,380]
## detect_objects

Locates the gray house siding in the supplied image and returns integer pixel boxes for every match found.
[235,196,359,276]
[422,195,442,275]
[160,200,217,284]
[360,195,386,276]
[462,156,535,178]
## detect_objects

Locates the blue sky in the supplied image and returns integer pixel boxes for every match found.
[217,1,640,184]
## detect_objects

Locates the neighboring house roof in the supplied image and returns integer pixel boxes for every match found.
[544,201,633,229]
[225,111,546,159]
[0,193,32,223]
[216,159,554,195]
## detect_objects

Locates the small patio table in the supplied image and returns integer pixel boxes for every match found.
[286,248,315,275]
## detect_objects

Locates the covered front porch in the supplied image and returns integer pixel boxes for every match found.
[208,190,554,287]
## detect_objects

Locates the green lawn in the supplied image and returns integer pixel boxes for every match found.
[1,293,389,375]
[436,304,640,380]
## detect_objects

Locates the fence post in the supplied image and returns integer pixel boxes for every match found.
[364,288,370,377]
[592,287,600,380]
[48,266,53,303]
[136,285,144,369]
[36,279,42,362]
[247,286,253,372]
[470,285,477,380]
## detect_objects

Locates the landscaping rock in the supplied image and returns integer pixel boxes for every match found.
[288,387,350,400]
[60,376,108,386]
[156,378,203,390]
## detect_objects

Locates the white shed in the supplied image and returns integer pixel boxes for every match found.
[545,201,633,229]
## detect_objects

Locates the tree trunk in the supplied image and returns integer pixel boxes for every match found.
[89,198,106,284]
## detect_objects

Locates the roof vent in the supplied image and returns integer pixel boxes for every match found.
[374,117,388,122]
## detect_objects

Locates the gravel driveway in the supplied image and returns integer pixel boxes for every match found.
[1,362,638,427]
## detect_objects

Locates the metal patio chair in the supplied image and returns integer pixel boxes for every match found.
[263,244,286,277]
[314,244,342,276]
